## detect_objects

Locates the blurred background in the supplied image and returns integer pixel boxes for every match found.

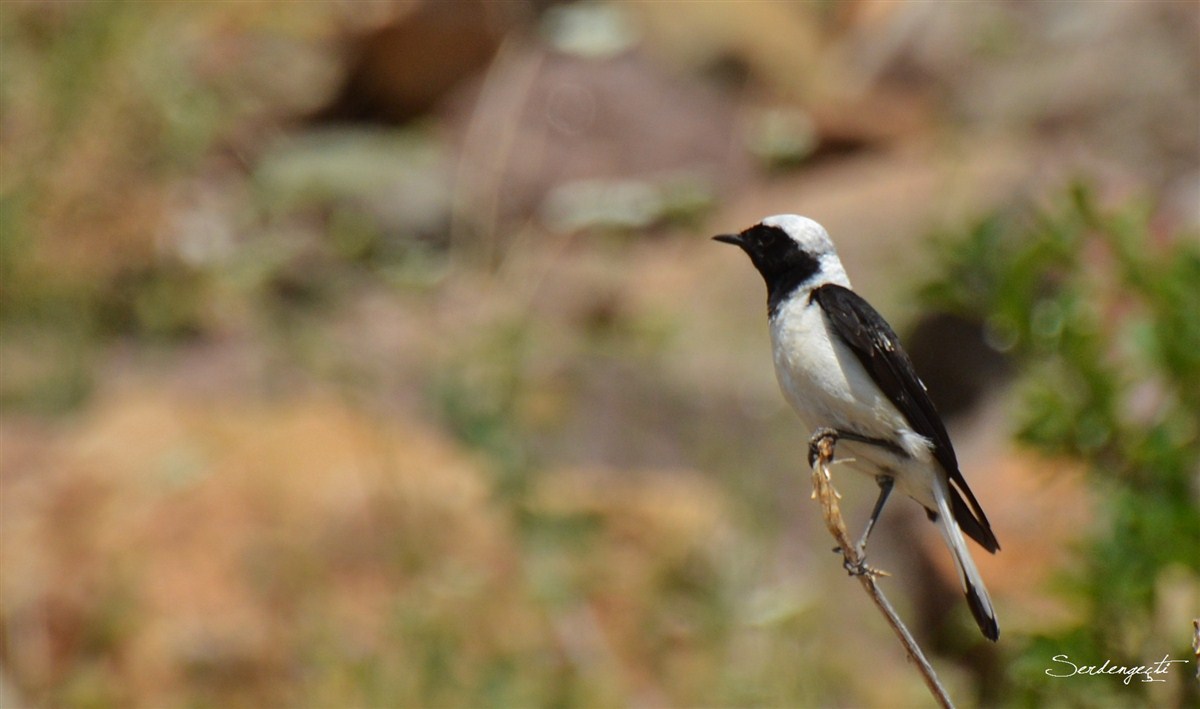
[1,1,1198,707]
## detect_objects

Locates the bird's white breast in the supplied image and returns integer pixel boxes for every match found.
[770,295,867,430]
[769,293,933,475]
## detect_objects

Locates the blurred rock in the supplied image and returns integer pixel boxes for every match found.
[311,1,520,125]
[540,1,639,60]
[445,46,754,238]
[253,127,453,247]
[843,0,1200,209]
[540,174,714,234]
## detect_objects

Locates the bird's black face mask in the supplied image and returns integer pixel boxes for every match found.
[714,224,820,314]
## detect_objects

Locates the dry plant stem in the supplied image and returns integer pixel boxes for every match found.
[1192,619,1199,679]
[809,429,955,709]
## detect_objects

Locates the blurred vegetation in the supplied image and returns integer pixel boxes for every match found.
[1,1,232,409]
[920,184,1200,707]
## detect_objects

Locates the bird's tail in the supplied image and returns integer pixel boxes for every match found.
[933,482,999,641]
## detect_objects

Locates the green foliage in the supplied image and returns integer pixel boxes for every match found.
[920,183,1200,705]
[433,319,538,504]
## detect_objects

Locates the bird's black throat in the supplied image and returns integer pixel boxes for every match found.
[721,224,822,318]
[766,263,820,318]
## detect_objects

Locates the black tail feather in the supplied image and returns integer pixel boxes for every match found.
[966,580,1000,641]
[950,485,1000,553]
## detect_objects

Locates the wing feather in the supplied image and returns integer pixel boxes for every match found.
[812,284,999,553]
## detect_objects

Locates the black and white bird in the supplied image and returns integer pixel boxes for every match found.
[715,214,1000,641]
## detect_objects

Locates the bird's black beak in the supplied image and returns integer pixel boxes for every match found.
[712,233,743,246]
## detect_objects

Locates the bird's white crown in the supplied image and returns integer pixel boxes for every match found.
[760,214,850,289]
[760,214,837,258]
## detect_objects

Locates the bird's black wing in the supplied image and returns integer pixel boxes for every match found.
[812,284,999,553]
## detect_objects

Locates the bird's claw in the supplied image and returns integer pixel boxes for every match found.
[843,557,871,577]
[842,556,888,578]
[833,544,885,577]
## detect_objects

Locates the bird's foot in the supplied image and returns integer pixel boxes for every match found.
[842,556,889,578]
[832,545,887,577]
[807,427,840,468]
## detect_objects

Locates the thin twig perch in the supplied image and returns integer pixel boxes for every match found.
[808,428,955,709]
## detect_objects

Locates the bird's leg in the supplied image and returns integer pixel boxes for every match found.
[808,427,898,566]
[856,475,895,557]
